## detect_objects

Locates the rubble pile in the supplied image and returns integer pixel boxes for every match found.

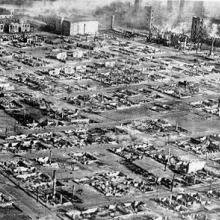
[154,192,205,213]
[124,119,187,136]
[177,135,220,155]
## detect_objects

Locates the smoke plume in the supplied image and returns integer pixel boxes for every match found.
[1,0,220,37]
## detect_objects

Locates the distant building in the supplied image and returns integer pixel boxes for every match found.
[13,8,26,16]
[0,8,13,19]
[8,22,30,33]
[0,15,31,34]
[191,16,203,42]
[20,23,31,32]
[9,22,19,33]
[0,23,4,33]
[41,15,57,31]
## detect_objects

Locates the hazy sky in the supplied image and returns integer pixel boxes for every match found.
[1,0,220,17]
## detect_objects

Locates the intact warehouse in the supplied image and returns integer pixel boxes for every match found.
[42,16,99,36]
[62,19,99,36]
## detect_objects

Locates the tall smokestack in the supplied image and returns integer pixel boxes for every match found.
[111,15,115,30]
[128,2,131,9]
[178,0,185,22]
[167,0,173,13]
[179,0,185,13]
[193,0,205,18]
[134,0,142,14]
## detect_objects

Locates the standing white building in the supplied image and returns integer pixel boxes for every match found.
[41,15,99,36]
[62,18,99,36]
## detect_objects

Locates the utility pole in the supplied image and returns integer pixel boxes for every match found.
[171,173,175,192]
[52,170,56,199]
[49,150,52,165]
[169,194,173,205]
[36,186,39,202]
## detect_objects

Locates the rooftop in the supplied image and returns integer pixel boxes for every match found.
[61,15,98,23]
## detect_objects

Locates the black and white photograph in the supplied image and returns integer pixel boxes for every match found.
[0,0,219,219]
